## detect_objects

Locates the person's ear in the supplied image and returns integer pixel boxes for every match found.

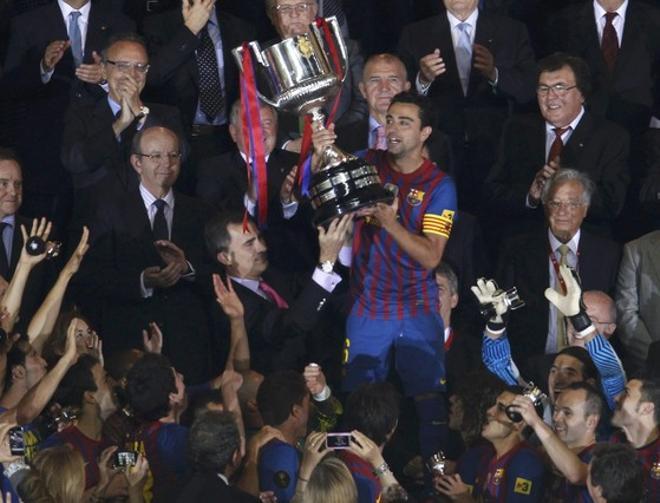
[358,81,367,100]
[83,390,96,405]
[420,125,432,143]
[586,414,599,432]
[11,365,26,382]
[450,292,459,309]
[217,251,231,267]
[130,154,142,175]
[403,80,411,91]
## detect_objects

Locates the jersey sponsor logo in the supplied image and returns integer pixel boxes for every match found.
[492,468,505,485]
[406,188,425,206]
[514,477,533,495]
[274,470,291,488]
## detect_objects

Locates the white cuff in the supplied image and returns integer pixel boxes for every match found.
[313,385,331,401]
[282,200,299,220]
[415,72,432,95]
[312,267,342,292]
[140,271,154,298]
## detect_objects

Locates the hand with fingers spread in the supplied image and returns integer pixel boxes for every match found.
[154,240,189,275]
[317,214,354,265]
[19,218,52,267]
[419,49,446,85]
[142,322,163,354]
[183,0,216,35]
[473,44,496,82]
[75,51,104,84]
[544,264,595,338]
[213,274,244,320]
[298,431,328,481]
[280,165,298,205]
[434,473,473,502]
[143,262,182,290]
[42,40,71,72]
[471,278,511,331]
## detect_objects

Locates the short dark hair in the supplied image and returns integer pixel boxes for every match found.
[639,376,660,425]
[188,410,240,474]
[343,382,400,446]
[556,346,599,384]
[102,32,147,61]
[0,147,20,165]
[389,91,436,130]
[126,353,176,421]
[537,52,592,98]
[590,443,643,503]
[204,210,250,256]
[564,381,604,419]
[434,262,458,296]
[257,370,307,427]
[54,355,99,409]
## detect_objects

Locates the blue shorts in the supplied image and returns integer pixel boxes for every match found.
[342,307,446,396]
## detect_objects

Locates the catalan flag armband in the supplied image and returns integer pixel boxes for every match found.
[423,209,455,238]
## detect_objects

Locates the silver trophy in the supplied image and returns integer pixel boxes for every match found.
[505,382,547,423]
[233,17,393,225]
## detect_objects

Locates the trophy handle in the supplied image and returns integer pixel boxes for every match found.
[232,42,280,109]
[311,16,348,84]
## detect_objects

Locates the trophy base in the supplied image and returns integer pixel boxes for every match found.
[309,158,394,226]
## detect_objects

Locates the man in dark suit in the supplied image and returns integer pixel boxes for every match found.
[265,0,367,152]
[546,0,660,139]
[79,126,214,384]
[204,211,351,375]
[484,53,630,243]
[397,0,537,212]
[143,0,255,170]
[177,410,258,503]
[196,99,316,272]
[497,169,621,374]
[2,0,134,224]
[335,53,453,173]
[0,148,49,331]
[61,33,184,231]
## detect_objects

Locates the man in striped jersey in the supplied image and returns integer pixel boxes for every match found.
[315,91,458,464]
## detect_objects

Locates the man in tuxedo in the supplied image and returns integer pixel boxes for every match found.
[204,211,351,374]
[80,126,214,384]
[2,0,134,224]
[143,0,255,170]
[484,52,630,242]
[0,148,49,330]
[265,0,367,152]
[335,53,452,173]
[397,0,537,212]
[196,100,316,272]
[61,34,184,231]
[497,169,621,371]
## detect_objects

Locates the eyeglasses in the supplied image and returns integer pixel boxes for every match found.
[536,84,577,96]
[136,152,182,162]
[105,60,150,74]
[275,2,313,16]
[546,200,584,212]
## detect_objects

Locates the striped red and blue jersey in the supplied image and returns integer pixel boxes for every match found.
[548,444,595,502]
[350,150,457,319]
[611,432,660,502]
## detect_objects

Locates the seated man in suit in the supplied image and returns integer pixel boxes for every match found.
[62,33,184,230]
[398,0,537,211]
[335,53,452,173]
[2,0,134,223]
[616,230,660,372]
[204,211,351,375]
[79,126,214,384]
[265,0,367,152]
[484,52,630,242]
[497,168,621,375]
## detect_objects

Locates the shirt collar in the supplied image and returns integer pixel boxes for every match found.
[217,473,229,485]
[593,0,628,21]
[368,115,381,133]
[1,215,15,227]
[446,7,479,31]
[58,0,91,21]
[107,96,121,116]
[548,227,581,255]
[545,106,585,135]
[139,183,175,209]
[229,275,260,291]
[208,5,218,27]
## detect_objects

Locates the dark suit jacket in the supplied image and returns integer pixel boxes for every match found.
[143,9,255,129]
[335,117,455,175]
[484,112,630,237]
[176,472,258,503]
[497,228,621,364]
[79,188,215,384]
[230,268,339,374]
[547,0,660,136]
[2,1,134,193]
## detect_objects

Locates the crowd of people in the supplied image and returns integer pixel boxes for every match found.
[0,0,658,501]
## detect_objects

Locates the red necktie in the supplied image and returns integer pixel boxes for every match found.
[259,280,289,309]
[601,12,619,73]
[547,127,569,164]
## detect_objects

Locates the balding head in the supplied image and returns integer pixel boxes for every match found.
[584,291,616,338]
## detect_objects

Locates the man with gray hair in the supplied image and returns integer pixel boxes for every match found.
[496,168,621,377]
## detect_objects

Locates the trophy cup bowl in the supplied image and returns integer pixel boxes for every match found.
[233,17,393,225]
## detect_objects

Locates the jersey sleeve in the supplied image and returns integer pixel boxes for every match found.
[504,450,547,502]
[422,176,457,238]
[258,442,300,503]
